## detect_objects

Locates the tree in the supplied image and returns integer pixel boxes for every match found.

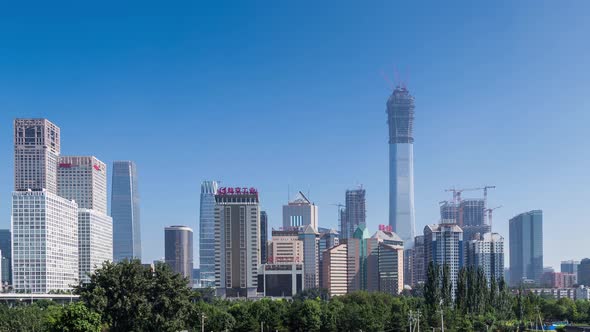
[76,259,191,332]
[49,302,102,332]
[290,299,322,332]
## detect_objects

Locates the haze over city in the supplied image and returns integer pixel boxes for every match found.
[0,1,589,271]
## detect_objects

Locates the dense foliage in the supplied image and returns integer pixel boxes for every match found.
[1,261,590,331]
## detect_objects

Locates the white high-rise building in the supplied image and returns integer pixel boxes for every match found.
[57,156,113,283]
[12,191,79,293]
[58,156,107,214]
[12,119,81,293]
[77,209,113,283]
[465,232,504,282]
[214,187,260,298]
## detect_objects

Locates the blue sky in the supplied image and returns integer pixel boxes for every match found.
[0,1,588,269]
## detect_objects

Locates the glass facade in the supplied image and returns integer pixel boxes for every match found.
[165,226,193,285]
[0,230,11,285]
[509,210,543,286]
[260,211,268,264]
[199,180,218,286]
[111,161,141,262]
[387,87,416,248]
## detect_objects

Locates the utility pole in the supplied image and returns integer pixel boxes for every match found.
[415,310,421,332]
[408,310,413,332]
[261,321,264,332]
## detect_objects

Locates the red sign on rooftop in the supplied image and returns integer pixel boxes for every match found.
[379,224,393,232]
[217,187,258,195]
[93,165,101,171]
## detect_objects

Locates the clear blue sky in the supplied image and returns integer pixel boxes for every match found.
[0,1,588,270]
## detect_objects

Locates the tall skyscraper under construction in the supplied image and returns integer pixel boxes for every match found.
[387,86,416,248]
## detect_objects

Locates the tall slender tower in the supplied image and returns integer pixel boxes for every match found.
[111,161,141,262]
[387,86,416,248]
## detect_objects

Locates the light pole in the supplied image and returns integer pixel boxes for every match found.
[201,313,206,332]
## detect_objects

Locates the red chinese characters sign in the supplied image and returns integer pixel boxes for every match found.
[217,187,258,195]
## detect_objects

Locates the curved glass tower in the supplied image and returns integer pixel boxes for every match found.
[387,86,416,248]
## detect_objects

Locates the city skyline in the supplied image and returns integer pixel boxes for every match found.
[0,2,589,270]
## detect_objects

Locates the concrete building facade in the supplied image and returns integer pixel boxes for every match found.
[465,232,504,282]
[322,244,348,296]
[282,192,318,230]
[214,187,260,298]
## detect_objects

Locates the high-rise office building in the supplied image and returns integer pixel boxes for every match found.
[465,232,504,282]
[214,187,260,298]
[267,229,303,264]
[14,119,60,194]
[112,161,141,262]
[58,156,108,213]
[578,259,590,286]
[12,119,79,293]
[282,192,318,230]
[387,87,416,248]
[57,156,112,283]
[318,228,339,289]
[0,230,11,285]
[12,191,79,293]
[424,223,463,294]
[561,260,580,284]
[347,224,370,292]
[412,235,426,286]
[370,230,404,295]
[260,211,268,265]
[199,180,218,287]
[299,225,319,289]
[322,243,348,296]
[165,226,194,285]
[341,188,366,239]
[509,210,543,286]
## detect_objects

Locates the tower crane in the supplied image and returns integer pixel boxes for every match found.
[484,205,502,230]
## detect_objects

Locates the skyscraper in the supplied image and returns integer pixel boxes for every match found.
[578,259,590,286]
[12,119,79,293]
[14,119,60,194]
[282,192,318,229]
[370,229,405,295]
[411,235,426,286]
[299,225,319,289]
[199,180,218,287]
[509,210,543,286]
[424,223,464,294]
[465,232,504,282]
[347,224,370,292]
[260,211,268,264]
[561,260,580,284]
[57,156,112,283]
[387,86,416,248]
[214,186,260,298]
[112,161,141,262]
[322,243,348,296]
[318,228,339,289]
[460,199,485,226]
[165,226,194,285]
[341,187,366,239]
[0,230,11,285]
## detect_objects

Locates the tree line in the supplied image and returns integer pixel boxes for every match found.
[1,260,590,331]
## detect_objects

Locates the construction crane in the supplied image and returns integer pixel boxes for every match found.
[484,205,502,230]
[330,203,345,234]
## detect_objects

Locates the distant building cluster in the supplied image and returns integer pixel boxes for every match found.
[0,86,587,303]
